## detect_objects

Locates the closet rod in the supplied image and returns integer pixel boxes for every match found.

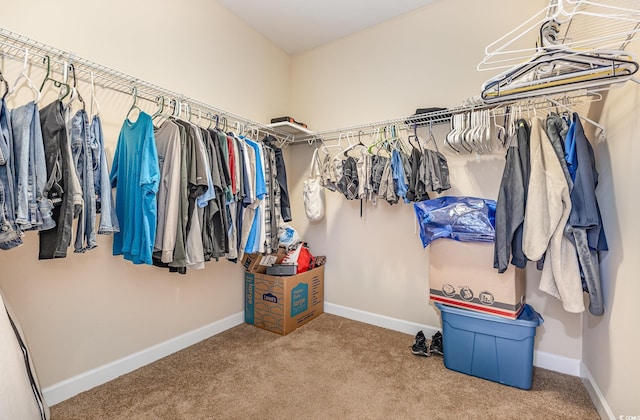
[0,27,293,142]
[290,88,600,145]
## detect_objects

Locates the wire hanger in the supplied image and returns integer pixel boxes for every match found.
[151,95,166,127]
[8,47,42,104]
[89,71,100,117]
[167,98,178,119]
[67,63,86,111]
[321,132,346,156]
[425,121,440,152]
[126,86,141,122]
[343,130,366,157]
[544,95,605,136]
[39,55,70,100]
[179,102,192,122]
[407,124,420,150]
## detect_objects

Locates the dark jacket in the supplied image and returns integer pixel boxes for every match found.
[494,119,531,273]
[565,114,608,316]
[567,114,607,251]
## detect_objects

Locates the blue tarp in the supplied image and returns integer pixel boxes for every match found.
[413,196,497,248]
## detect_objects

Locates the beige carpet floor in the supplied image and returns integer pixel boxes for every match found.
[51,313,599,419]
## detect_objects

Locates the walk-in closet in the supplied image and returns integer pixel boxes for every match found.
[1,0,638,418]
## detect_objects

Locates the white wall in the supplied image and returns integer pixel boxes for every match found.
[581,41,640,417]
[0,0,290,390]
[288,0,584,363]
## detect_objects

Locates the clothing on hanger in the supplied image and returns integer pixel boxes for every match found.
[110,111,159,265]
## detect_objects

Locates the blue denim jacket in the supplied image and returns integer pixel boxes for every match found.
[0,98,23,249]
[90,115,119,235]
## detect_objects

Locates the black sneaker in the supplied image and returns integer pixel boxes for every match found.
[430,331,443,356]
[411,330,430,357]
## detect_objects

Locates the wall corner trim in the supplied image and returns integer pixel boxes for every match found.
[580,363,615,420]
[42,311,245,407]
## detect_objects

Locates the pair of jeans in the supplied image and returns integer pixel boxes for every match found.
[70,109,97,252]
[39,100,75,259]
[0,99,22,249]
[90,115,119,234]
[10,101,55,232]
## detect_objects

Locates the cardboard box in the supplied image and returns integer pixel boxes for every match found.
[241,251,286,274]
[245,266,324,335]
[429,239,526,319]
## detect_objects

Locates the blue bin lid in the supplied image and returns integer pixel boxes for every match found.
[435,302,544,327]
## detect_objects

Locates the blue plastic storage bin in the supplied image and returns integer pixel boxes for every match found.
[435,302,543,390]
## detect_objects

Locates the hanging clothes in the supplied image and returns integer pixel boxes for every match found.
[244,137,267,254]
[153,119,182,263]
[90,114,119,235]
[39,100,81,259]
[11,101,55,232]
[356,147,370,200]
[379,157,398,205]
[337,155,359,200]
[545,113,572,187]
[405,147,421,202]
[264,136,292,222]
[523,117,583,313]
[110,112,159,265]
[564,114,608,316]
[0,98,22,250]
[171,119,207,269]
[494,118,531,273]
[167,121,189,274]
[391,149,408,203]
[70,109,98,252]
[202,129,227,261]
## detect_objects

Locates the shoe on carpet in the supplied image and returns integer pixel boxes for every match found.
[411,330,430,357]
[430,331,443,356]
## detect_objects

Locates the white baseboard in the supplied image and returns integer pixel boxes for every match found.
[325,302,582,376]
[324,302,441,339]
[42,304,595,409]
[43,311,245,407]
[533,350,581,376]
[580,363,615,420]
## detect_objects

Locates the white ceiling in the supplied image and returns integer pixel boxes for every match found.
[216,0,438,55]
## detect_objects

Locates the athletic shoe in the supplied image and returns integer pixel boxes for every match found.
[430,331,443,356]
[411,330,430,357]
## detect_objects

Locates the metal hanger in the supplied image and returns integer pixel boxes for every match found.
[426,121,440,152]
[544,95,605,136]
[481,46,638,103]
[151,95,168,127]
[39,55,70,100]
[479,1,640,72]
[125,86,141,121]
[67,63,86,111]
